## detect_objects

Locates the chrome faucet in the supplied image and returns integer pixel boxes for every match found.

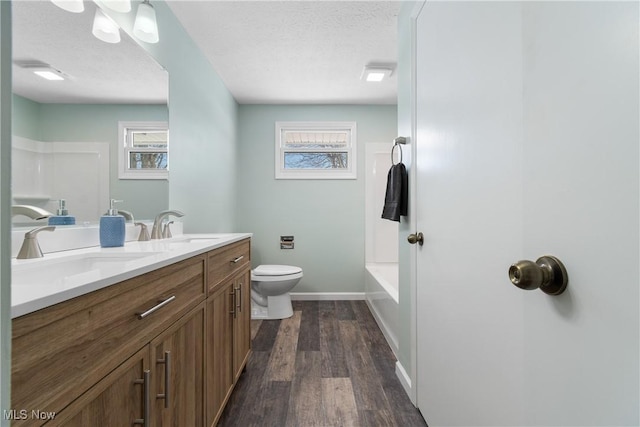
[151,210,184,239]
[117,210,135,223]
[12,205,53,220]
[17,226,55,259]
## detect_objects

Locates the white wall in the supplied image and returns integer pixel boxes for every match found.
[365,143,398,264]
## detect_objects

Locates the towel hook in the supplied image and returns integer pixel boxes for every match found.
[391,136,406,165]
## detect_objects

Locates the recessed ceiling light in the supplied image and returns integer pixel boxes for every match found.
[33,70,65,81]
[361,65,394,82]
[14,61,69,81]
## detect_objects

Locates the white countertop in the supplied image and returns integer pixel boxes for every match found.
[11,233,252,319]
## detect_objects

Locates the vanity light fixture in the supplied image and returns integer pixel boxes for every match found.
[51,0,84,13]
[101,0,132,13]
[92,8,121,44]
[361,65,394,82]
[133,0,159,44]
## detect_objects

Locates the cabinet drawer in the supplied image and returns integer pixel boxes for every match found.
[207,239,250,293]
[11,255,206,425]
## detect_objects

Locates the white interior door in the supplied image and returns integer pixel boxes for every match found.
[414,2,639,426]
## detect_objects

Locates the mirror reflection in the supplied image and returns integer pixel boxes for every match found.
[11,0,169,226]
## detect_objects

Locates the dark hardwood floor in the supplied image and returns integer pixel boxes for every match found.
[217,300,427,427]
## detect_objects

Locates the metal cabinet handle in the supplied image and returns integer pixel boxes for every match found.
[230,289,236,318]
[508,255,568,295]
[133,369,150,427]
[237,283,242,313]
[231,255,244,264]
[407,232,424,246]
[136,296,176,319]
[156,351,171,408]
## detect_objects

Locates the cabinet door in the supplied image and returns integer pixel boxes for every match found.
[233,269,251,380]
[49,347,150,427]
[150,302,205,427]
[205,281,235,427]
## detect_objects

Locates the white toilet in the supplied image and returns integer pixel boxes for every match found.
[250,265,303,320]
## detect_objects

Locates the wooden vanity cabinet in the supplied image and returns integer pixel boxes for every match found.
[150,302,205,426]
[47,346,150,426]
[205,279,235,427]
[233,269,251,382]
[11,237,252,427]
[205,239,252,427]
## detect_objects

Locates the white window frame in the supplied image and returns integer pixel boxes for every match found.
[118,121,169,180]
[275,121,357,180]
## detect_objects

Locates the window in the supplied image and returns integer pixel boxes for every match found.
[118,121,169,180]
[275,121,357,179]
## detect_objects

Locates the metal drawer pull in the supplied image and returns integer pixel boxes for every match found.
[136,296,176,319]
[156,351,171,408]
[231,255,244,264]
[133,369,150,427]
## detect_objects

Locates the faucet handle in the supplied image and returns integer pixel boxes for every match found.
[17,226,56,259]
[135,222,150,241]
[25,226,56,239]
[162,221,174,239]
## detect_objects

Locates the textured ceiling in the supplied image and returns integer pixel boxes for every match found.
[12,1,400,106]
[12,1,168,104]
[166,1,401,104]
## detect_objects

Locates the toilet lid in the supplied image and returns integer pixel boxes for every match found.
[253,265,302,276]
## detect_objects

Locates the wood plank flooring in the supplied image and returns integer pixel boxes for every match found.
[217,300,427,427]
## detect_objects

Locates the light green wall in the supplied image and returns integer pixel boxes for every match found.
[12,95,169,220]
[237,105,397,294]
[0,2,10,422]
[12,95,40,140]
[101,1,240,232]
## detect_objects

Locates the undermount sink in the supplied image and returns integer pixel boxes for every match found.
[12,252,161,286]
[163,236,224,247]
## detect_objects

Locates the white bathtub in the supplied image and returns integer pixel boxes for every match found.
[365,262,399,356]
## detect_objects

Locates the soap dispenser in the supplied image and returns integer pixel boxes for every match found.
[48,199,76,225]
[100,199,125,247]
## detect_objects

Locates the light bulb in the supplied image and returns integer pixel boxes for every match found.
[133,1,159,44]
[92,8,121,44]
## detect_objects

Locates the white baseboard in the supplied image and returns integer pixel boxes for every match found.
[289,292,366,301]
[396,360,415,405]
[364,297,399,357]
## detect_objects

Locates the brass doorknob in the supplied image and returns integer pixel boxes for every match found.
[407,232,424,246]
[508,255,568,295]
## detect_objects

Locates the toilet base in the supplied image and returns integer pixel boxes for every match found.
[251,293,294,320]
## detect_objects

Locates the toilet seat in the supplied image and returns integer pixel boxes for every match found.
[251,265,303,282]
[253,265,302,276]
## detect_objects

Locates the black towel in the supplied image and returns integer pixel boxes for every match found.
[381,162,408,222]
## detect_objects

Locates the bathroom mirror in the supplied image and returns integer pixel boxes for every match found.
[11,0,169,224]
